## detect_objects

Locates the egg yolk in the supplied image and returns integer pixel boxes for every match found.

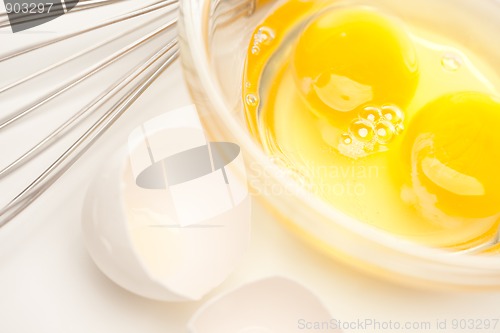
[292,7,419,119]
[403,92,500,219]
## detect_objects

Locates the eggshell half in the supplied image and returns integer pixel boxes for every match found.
[82,105,251,301]
[189,277,339,333]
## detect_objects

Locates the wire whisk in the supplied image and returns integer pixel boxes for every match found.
[0,0,179,227]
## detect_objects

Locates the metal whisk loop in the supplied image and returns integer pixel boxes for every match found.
[0,18,177,178]
[0,0,179,227]
[0,0,177,62]
[0,44,179,227]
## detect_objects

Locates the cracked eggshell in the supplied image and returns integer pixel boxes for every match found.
[188,277,339,333]
[82,106,251,302]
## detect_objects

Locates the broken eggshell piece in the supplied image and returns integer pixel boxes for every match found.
[188,277,339,333]
[82,105,251,301]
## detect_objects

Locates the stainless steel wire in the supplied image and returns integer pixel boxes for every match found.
[0,0,179,227]
[0,18,177,177]
[0,17,177,130]
[0,0,177,62]
[0,45,179,226]
[0,10,168,94]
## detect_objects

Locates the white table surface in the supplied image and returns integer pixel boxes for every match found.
[1,2,500,333]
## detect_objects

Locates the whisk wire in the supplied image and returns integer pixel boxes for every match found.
[0,19,177,178]
[0,17,177,131]
[0,0,179,227]
[0,0,177,62]
[0,10,168,94]
[0,41,179,227]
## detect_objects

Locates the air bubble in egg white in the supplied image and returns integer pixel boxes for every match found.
[256,26,275,44]
[246,94,259,106]
[349,119,375,142]
[251,46,261,55]
[441,52,462,71]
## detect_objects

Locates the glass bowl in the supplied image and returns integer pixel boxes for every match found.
[178,0,500,289]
